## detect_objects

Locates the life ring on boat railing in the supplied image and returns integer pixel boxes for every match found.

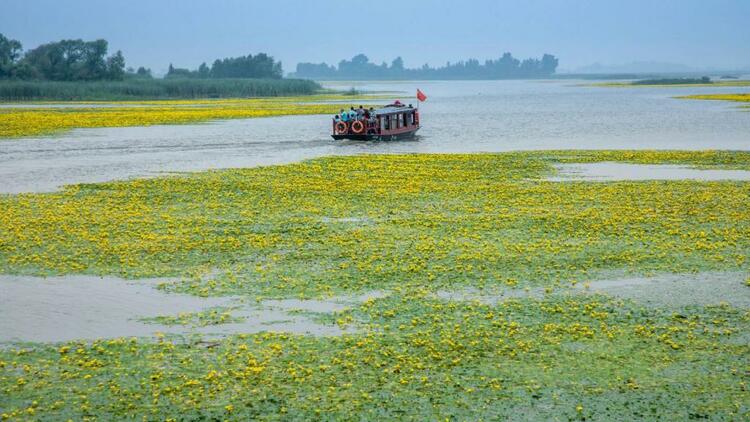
[335,121,348,134]
[351,120,364,134]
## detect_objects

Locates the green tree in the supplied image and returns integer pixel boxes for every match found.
[21,38,125,81]
[209,53,282,79]
[136,66,152,78]
[295,52,558,80]
[106,50,125,80]
[0,33,23,78]
[540,54,559,75]
[391,56,404,71]
[198,62,210,78]
[83,39,109,80]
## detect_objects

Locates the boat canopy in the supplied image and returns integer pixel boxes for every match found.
[372,104,415,116]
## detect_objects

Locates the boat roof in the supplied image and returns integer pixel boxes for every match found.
[373,104,416,116]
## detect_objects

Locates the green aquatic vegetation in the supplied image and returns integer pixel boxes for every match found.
[677,93,750,106]
[590,80,750,88]
[676,93,750,112]
[0,94,388,138]
[540,149,750,169]
[139,307,243,328]
[1,294,747,419]
[631,77,712,85]
[1,151,749,299]
[1,150,749,419]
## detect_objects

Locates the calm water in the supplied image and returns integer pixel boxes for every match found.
[1,80,749,193]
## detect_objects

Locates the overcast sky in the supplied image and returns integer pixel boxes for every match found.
[2,0,749,74]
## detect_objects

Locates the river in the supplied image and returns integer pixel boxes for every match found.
[1,80,748,194]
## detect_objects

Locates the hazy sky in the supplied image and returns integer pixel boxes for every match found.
[2,0,749,74]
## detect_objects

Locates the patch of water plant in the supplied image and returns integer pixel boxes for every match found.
[1,150,749,419]
[139,306,243,328]
[1,292,748,419]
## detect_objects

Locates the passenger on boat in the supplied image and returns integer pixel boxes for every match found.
[333,114,341,123]
[340,109,350,122]
[348,108,358,121]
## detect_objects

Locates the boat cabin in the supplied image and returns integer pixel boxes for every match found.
[332,102,420,141]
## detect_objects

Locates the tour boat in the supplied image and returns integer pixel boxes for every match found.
[332,102,420,141]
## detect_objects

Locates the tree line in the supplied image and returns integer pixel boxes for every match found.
[0,33,126,81]
[293,53,559,80]
[166,53,282,79]
[1,33,284,81]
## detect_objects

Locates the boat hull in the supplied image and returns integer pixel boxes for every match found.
[332,127,419,141]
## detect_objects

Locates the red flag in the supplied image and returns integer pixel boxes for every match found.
[416,89,427,102]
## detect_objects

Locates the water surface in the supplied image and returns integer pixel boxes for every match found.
[0,274,376,342]
[1,80,749,194]
[551,162,750,181]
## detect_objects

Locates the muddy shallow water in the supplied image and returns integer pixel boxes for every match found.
[0,274,384,343]
[3,271,746,343]
[575,272,750,308]
[1,80,749,194]
[551,162,750,181]
[435,272,750,309]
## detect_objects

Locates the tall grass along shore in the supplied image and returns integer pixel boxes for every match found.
[0,78,322,102]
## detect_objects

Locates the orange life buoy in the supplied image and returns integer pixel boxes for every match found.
[351,120,364,134]
[335,121,348,134]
